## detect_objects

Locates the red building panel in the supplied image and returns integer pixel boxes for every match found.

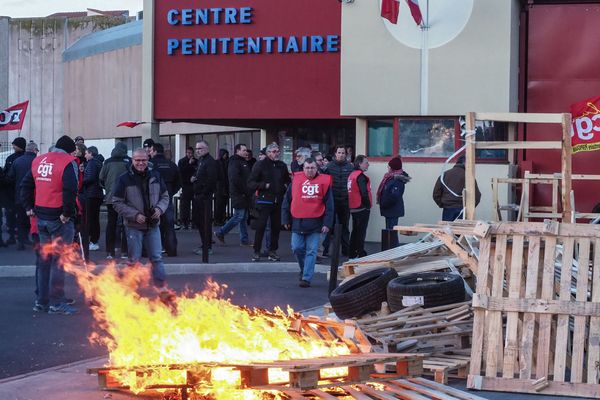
[153,0,342,120]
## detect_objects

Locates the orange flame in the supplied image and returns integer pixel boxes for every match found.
[42,242,349,398]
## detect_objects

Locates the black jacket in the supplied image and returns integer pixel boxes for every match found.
[247,158,291,205]
[152,154,181,198]
[228,154,252,209]
[216,150,229,197]
[9,151,37,202]
[83,155,104,200]
[177,155,198,191]
[193,154,218,199]
[325,159,354,204]
[433,164,481,209]
[1,151,24,204]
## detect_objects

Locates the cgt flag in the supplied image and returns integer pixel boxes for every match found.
[570,95,600,154]
[117,121,146,128]
[381,0,422,26]
[0,101,29,131]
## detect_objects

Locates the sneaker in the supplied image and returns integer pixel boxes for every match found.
[33,302,49,312]
[63,298,76,305]
[240,242,254,247]
[251,253,261,262]
[89,242,100,251]
[106,254,114,260]
[194,247,213,256]
[299,280,311,288]
[268,251,280,262]
[174,224,182,231]
[214,231,225,245]
[48,303,78,315]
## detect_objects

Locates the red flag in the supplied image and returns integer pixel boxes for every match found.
[117,121,146,128]
[405,0,423,26]
[381,0,400,24]
[0,101,29,131]
[570,95,600,154]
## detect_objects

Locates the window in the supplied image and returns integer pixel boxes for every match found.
[474,120,508,160]
[399,119,456,158]
[367,119,394,157]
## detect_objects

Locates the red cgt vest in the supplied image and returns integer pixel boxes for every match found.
[291,172,331,219]
[31,152,74,208]
[347,169,372,209]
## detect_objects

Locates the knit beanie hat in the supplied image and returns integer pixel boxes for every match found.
[55,135,76,154]
[388,156,403,171]
[12,137,26,151]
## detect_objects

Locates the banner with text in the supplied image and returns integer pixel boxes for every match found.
[0,101,29,131]
[571,95,600,154]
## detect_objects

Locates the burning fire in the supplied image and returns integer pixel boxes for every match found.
[42,242,350,399]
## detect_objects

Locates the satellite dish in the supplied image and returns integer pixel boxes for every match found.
[381,0,474,49]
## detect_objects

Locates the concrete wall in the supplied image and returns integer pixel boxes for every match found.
[0,17,9,109]
[7,17,131,153]
[341,0,520,116]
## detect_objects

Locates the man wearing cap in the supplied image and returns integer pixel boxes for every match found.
[143,138,155,157]
[9,141,39,250]
[1,137,27,246]
[21,135,79,315]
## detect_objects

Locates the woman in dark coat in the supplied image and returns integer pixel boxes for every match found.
[377,156,410,247]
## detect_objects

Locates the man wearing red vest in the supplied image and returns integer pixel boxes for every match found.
[21,135,79,315]
[282,158,334,287]
[347,155,372,259]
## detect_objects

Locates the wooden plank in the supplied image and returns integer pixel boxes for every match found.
[411,377,489,400]
[471,295,600,316]
[355,384,399,400]
[503,234,524,378]
[571,238,590,383]
[431,231,478,274]
[485,234,507,377]
[282,390,307,400]
[588,238,600,384]
[307,389,339,400]
[469,237,491,377]
[474,141,562,150]
[490,223,600,238]
[465,112,476,220]
[535,236,556,380]
[340,385,373,400]
[388,380,457,400]
[560,113,573,221]
[519,236,540,379]
[380,383,432,400]
[467,375,600,398]
[474,112,565,124]
[553,238,575,382]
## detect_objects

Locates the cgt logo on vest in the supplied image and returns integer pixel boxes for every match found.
[37,158,54,180]
[301,180,320,197]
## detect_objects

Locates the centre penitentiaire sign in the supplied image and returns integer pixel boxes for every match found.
[153,0,342,121]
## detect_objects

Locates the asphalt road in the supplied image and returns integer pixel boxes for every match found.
[0,272,330,379]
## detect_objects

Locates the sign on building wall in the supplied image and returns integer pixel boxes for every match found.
[153,0,342,121]
[571,95,600,154]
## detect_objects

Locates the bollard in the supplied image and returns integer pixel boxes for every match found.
[202,198,212,263]
[328,223,342,295]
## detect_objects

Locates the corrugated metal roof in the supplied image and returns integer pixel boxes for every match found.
[63,19,142,62]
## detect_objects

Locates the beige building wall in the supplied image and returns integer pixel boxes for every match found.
[341,0,520,116]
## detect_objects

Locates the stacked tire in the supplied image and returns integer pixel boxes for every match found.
[386,272,465,312]
[329,268,398,320]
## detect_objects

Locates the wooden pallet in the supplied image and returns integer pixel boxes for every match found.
[468,221,600,398]
[290,316,372,353]
[281,377,488,399]
[423,354,470,384]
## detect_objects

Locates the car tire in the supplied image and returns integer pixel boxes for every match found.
[387,272,465,312]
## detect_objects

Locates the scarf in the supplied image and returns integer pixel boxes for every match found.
[376,170,404,204]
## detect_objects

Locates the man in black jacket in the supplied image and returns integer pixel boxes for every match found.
[177,146,197,229]
[191,140,218,255]
[247,142,291,262]
[9,141,38,250]
[150,143,181,256]
[214,144,252,246]
[2,137,26,245]
[83,146,104,251]
[325,145,354,256]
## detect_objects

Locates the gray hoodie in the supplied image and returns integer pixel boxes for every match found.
[99,143,131,204]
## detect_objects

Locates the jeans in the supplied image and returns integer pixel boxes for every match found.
[217,208,249,244]
[349,209,370,258]
[36,218,75,305]
[291,231,321,283]
[159,200,178,255]
[253,204,281,254]
[385,217,399,248]
[125,225,166,287]
[442,208,463,221]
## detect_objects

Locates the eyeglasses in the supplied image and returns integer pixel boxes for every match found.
[133,159,148,162]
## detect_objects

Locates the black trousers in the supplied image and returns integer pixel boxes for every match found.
[179,188,194,227]
[193,196,212,249]
[15,204,30,245]
[105,204,127,256]
[253,203,281,254]
[160,200,178,256]
[4,202,17,238]
[85,198,102,244]
[214,195,229,224]
[333,201,350,256]
[349,209,370,259]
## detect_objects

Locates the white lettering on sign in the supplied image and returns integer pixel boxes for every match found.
[402,296,424,307]
[0,109,24,126]
[573,114,600,141]
[301,180,319,197]
[37,157,54,178]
